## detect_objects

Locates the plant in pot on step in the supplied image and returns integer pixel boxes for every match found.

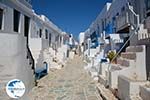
[107,50,117,64]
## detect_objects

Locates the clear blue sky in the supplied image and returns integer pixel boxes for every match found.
[32,0,112,39]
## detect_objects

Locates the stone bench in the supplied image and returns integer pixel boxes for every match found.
[35,67,48,80]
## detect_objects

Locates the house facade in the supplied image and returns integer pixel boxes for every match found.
[0,0,69,99]
[83,0,150,99]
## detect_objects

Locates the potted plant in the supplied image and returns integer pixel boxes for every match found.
[107,50,117,64]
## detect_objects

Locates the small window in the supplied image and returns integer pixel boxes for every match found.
[13,9,20,32]
[45,29,48,39]
[146,0,150,10]
[39,29,42,38]
[101,20,105,31]
[49,33,51,46]
[121,7,125,12]
[116,13,119,16]
[0,8,3,30]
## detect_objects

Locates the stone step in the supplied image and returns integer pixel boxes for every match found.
[126,45,144,53]
[117,57,135,67]
[110,64,122,72]
[121,52,136,60]
[98,75,107,86]
[96,83,117,100]
[118,75,146,100]
[108,65,136,89]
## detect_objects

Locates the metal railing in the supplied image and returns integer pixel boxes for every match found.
[106,2,146,86]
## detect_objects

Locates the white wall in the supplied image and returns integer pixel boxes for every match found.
[79,32,85,45]
[0,33,34,98]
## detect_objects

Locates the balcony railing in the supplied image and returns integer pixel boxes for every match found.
[116,4,139,32]
[116,12,130,31]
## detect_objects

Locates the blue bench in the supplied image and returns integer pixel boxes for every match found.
[100,58,109,63]
[35,62,48,80]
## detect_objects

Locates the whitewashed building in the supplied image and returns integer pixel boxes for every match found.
[83,0,150,99]
[0,0,70,99]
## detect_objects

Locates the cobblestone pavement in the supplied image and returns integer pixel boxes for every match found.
[29,55,102,100]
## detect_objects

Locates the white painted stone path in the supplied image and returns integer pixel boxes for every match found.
[29,55,102,100]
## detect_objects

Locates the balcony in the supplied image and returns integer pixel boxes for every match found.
[146,0,150,16]
[116,12,130,33]
[116,10,139,33]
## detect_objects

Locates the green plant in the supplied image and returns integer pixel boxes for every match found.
[107,50,116,62]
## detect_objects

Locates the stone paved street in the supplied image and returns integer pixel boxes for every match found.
[29,55,102,100]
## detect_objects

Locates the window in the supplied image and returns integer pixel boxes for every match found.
[45,29,48,39]
[121,7,125,12]
[13,9,20,32]
[39,29,42,38]
[0,8,3,30]
[101,20,105,31]
[146,0,150,16]
[116,13,119,17]
[146,0,150,10]
[24,15,30,45]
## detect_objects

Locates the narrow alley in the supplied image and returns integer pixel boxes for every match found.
[29,55,102,100]
[1,0,150,100]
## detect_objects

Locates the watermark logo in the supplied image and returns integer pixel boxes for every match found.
[6,79,25,98]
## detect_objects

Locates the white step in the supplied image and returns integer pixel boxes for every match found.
[110,64,122,71]
[121,52,136,60]
[126,45,144,52]
[117,57,135,67]
[118,75,146,100]
[109,65,135,89]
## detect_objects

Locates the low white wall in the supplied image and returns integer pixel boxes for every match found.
[0,33,35,99]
